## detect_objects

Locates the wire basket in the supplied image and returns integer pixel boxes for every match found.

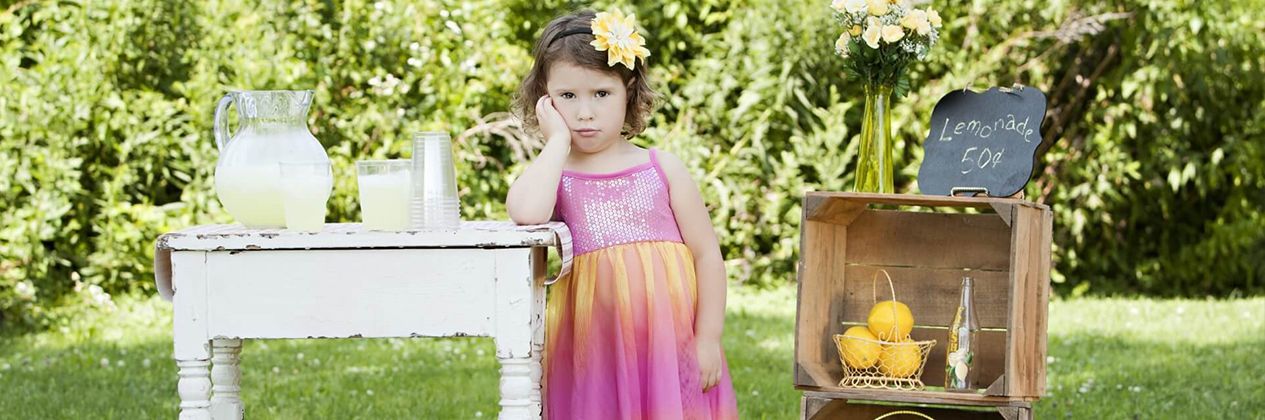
[833,269,937,391]
[874,411,935,420]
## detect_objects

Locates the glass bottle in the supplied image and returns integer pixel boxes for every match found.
[945,275,980,391]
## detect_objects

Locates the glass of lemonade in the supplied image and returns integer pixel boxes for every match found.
[356,160,412,231]
[278,161,333,232]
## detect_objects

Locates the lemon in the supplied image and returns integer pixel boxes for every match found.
[878,340,922,378]
[839,326,882,369]
[867,300,914,340]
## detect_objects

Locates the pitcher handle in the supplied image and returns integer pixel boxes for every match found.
[213,93,234,150]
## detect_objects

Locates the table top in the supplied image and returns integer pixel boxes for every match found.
[156,221,561,251]
[153,221,570,302]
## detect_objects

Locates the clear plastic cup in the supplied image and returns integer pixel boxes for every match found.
[412,132,461,230]
[278,161,333,233]
[418,201,461,230]
[356,159,412,231]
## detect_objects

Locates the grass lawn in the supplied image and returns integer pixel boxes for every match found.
[1,286,1262,419]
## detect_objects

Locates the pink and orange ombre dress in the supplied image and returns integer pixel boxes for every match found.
[543,148,739,420]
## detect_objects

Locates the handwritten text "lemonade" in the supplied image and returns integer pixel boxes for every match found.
[936,114,1035,143]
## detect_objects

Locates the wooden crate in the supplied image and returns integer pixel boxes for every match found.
[794,192,1052,402]
[801,392,1033,420]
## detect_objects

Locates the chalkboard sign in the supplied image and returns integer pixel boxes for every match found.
[917,86,1047,197]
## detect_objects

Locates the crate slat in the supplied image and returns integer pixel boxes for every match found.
[801,393,1033,420]
[844,211,1012,271]
[838,265,1012,329]
[796,219,849,387]
[800,389,1035,408]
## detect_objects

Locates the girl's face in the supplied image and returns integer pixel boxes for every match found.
[545,61,629,154]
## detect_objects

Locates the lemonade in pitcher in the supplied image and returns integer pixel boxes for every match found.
[213,90,329,228]
[215,165,284,227]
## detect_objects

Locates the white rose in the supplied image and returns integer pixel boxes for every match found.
[862,17,883,49]
[927,9,943,27]
[831,0,847,13]
[881,25,905,44]
[835,32,851,55]
[901,9,928,30]
[845,0,868,14]
[866,0,889,16]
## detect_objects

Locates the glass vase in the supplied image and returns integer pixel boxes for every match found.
[853,83,895,193]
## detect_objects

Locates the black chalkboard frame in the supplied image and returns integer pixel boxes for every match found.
[917,85,1048,198]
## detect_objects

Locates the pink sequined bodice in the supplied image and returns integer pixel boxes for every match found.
[555,148,684,256]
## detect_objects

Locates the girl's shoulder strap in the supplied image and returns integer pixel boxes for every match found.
[647,147,671,192]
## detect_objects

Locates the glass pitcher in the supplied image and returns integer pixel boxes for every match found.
[213,90,330,228]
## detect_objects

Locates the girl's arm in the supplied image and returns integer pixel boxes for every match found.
[657,149,727,391]
[506,97,570,225]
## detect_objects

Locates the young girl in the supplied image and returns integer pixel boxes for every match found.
[506,9,740,420]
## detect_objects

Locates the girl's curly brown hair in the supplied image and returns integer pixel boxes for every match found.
[513,10,657,138]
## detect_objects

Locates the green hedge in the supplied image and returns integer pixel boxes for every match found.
[2,0,1262,327]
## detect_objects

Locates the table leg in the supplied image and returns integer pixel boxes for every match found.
[211,338,244,420]
[529,247,547,416]
[495,248,543,420]
[177,357,211,420]
[498,356,537,420]
[529,311,544,415]
[174,251,212,420]
[507,310,544,420]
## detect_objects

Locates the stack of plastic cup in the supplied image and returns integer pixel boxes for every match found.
[411,131,461,230]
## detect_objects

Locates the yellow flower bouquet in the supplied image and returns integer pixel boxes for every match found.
[829,0,943,193]
[831,0,942,94]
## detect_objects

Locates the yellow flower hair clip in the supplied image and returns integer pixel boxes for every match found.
[590,10,651,70]
[549,10,651,71]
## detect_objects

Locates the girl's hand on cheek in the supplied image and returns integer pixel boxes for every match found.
[536,96,570,146]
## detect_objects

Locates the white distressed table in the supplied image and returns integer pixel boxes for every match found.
[153,221,568,420]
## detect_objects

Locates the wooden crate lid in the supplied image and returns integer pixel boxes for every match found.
[804,192,1049,227]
